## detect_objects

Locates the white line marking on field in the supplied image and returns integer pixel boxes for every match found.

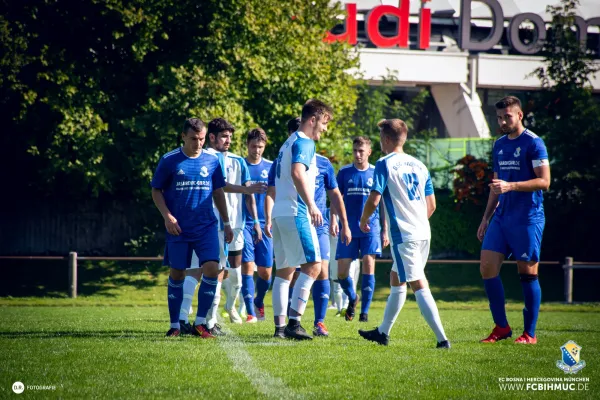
[217,323,304,400]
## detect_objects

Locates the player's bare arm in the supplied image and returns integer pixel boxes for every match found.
[380,201,389,248]
[264,186,276,238]
[478,172,501,242]
[151,188,181,236]
[244,181,262,243]
[327,187,351,245]
[490,164,551,194]
[359,191,381,234]
[212,188,234,243]
[426,194,436,219]
[291,162,323,227]
[224,182,267,195]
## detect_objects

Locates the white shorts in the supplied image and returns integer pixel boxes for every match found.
[189,229,243,270]
[272,216,321,270]
[328,233,359,279]
[391,240,430,283]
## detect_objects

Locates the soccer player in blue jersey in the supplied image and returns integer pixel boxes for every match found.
[478,96,550,345]
[358,119,450,348]
[335,136,389,322]
[151,118,233,338]
[240,127,273,323]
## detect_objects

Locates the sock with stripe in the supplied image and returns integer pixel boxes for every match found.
[254,277,271,309]
[378,285,407,336]
[241,274,256,317]
[167,277,184,329]
[179,276,198,323]
[312,279,330,325]
[195,276,219,326]
[360,274,375,314]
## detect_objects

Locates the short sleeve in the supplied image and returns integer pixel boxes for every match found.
[268,159,277,187]
[336,169,345,194]
[325,160,338,190]
[372,159,388,194]
[424,173,434,196]
[151,157,171,190]
[291,138,315,169]
[239,158,251,184]
[212,161,226,190]
[530,138,549,168]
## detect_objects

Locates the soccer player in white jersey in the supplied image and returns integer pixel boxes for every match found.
[269,100,336,340]
[357,119,450,348]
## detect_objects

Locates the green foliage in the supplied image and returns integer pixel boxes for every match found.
[429,191,484,258]
[2,0,357,199]
[527,0,600,260]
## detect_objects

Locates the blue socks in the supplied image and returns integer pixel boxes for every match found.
[312,279,330,324]
[520,274,541,337]
[254,277,271,309]
[241,274,256,317]
[483,276,508,328]
[167,277,185,328]
[195,276,218,323]
[339,276,357,303]
[360,274,375,314]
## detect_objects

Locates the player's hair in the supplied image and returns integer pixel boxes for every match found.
[301,99,333,123]
[495,96,522,110]
[353,136,372,147]
[377,119,408,145]
[287,117,301,135]
[247,127,267,144]
[207,118,235,137]
[182,118,205,134]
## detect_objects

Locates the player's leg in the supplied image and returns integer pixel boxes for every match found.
[359,267,407,346]
[328,235,343,315]
[480,217,511,343]
[271,217,294,337]
[241,226,257,323]
[225,228,244,323]
[337,238,359,320]
[164,242,191,337]
[511,222,544,344]
[359,235,381,321]
[178,255,201,335]
[312,231,331,336]
[288,269,300,317]
[286,216,322,340]
[254,231,273,321]
[207,233,228,332]
[404,240,449,348]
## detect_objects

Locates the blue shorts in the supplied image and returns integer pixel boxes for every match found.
[317,229,331,261]
[163,226,220,270]
[336,235,381,260]
[482,217,545,262]
[242,225,273,267]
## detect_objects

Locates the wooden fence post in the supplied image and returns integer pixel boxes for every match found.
[68,252,77,298]
[564,256,573,304]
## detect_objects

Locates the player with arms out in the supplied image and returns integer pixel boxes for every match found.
[240,128,273,323]
[151,118,233,338]
[478,96,550,345]
[357,119,450,348]
[335,136,389,322]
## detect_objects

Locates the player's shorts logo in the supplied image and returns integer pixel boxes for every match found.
[261,169,268,178]
[200,166,209,177]
[513,147,521,157]
[556,341,586,374]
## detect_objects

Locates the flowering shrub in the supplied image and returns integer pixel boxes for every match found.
[453,155,493,208]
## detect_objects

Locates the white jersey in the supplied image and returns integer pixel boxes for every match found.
[272,131,317,219]
[372,152,434,244]
[205,148,250,230]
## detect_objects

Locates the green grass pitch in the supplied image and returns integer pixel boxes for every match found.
[0,263,598,399]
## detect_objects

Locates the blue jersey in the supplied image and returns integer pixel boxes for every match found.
[493,129,548,224]
[268,159,277,187]
[314,154,338,234]
[337,163,380,238]
[244,158,273,227]
[151,148,226,242]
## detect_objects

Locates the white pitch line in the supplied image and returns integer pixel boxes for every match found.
[217,323,304,400]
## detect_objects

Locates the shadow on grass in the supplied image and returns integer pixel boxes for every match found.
[0,259,163,298]
[0,330,160,339]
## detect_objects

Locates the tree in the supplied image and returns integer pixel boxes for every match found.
[1,0,358,200]
[528,0,600,260]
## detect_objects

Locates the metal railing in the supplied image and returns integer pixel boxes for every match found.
[1,254,598,303]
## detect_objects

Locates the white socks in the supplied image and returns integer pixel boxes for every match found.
[415,288,447,342]
[226,267,242,311]
[333,281,344,312]
[206,281,222,329]
[272,277,290,327]
[179,276,198,322]
[289,273,315,320]
[378,285,407,336]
